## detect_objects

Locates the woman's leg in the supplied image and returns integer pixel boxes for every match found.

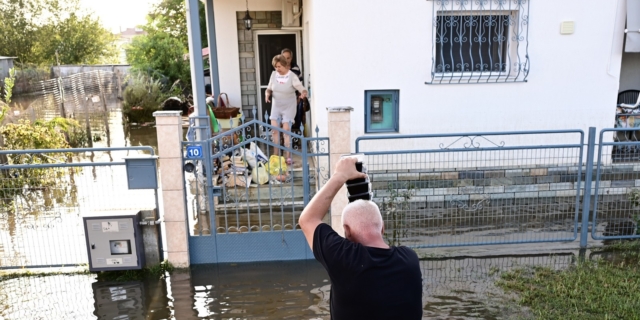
[282,121,291,160]
[270,119,280,155]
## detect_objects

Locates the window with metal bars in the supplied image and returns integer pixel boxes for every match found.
[427,0,530,84]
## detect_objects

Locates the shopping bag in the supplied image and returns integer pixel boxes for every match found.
[267,155,288,176]
[251,162,269,185]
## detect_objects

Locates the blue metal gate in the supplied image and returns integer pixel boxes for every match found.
[182,112,330,263]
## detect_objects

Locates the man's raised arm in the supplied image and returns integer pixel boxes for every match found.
[298,157,367,250]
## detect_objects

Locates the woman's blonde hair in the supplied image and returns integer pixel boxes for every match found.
[272,54,288,68]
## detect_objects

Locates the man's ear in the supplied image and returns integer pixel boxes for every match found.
[344,224,351,239]
[381,225,385,236]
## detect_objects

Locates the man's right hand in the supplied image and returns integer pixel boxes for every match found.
[333,157,367,184]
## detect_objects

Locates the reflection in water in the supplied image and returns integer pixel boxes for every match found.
[0,254,581,319]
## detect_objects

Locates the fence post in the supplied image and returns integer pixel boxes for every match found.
[302,132,310,205]
[153,110,190,267]
[580,127,596,248]
[327,107,353,236]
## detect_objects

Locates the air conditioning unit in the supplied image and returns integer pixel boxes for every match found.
[282,0,302,28]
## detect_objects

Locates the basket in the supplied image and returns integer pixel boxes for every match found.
[213,93,241,119]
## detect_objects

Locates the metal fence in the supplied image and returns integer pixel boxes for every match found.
[592,128,640,241]
[10,70,123,148]
[354,127,640,249]
[0,147,156,269]
[356,130,585,248]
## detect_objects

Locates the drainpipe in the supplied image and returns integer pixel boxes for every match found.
[204,0,221,99]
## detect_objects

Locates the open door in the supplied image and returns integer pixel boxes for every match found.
[255,32,300,122]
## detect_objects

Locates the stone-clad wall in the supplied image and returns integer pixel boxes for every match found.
[370,164,640,203]
[235,11,282,119]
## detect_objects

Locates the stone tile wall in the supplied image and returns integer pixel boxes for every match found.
[235,11,282,119]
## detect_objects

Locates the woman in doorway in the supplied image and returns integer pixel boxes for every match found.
[265,54,308,165]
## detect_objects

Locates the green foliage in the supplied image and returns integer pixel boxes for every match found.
[126,0,208,87]
[0,119,72,206]
[382,183,414,246]
[0,0,117,65]
[497,253,640,320]
[2,68,16,104]
[34,13,119,65]
[122,73,167,124]
[96,261,175,281]
[147,0,208,50]
[125,32,191,86]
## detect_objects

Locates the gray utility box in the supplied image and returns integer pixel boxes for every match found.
[83,211,145,272]
[124,156,159,190]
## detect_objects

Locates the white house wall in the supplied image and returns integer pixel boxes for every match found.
[213,0,282,109]
[309,0,627,153]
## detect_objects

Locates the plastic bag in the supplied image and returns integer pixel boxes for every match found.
[267,155,288,176]
[249,142,268,163]
[251,162,269,185]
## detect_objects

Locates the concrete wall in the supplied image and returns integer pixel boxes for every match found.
[52,65,131,78]
[308,0,627,151]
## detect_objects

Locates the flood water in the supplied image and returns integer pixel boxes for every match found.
[0,252,585,319]
[0,98,621,319]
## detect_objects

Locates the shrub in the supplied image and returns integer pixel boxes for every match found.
[122,73,167,124]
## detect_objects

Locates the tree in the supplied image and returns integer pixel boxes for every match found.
[126,32,191,86]
[147,0,208,50]
[34,13,118,65]
[126,0,208,87]
[0,0,117,65]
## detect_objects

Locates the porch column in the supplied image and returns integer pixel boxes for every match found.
[154,111,190,267]
[185,0,208,141]
[204,0,220,97]
[327,107,353,237]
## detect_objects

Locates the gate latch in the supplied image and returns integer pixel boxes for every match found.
[211,186,222,197]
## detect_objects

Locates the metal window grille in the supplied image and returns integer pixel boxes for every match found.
[427,0,531,84]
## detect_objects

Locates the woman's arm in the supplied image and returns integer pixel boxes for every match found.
[291,76,308,98]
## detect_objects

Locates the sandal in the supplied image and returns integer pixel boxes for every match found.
[286,158,293,165]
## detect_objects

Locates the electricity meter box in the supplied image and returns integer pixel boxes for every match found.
[83,211,145,272]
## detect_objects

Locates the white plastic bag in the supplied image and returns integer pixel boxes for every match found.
[249,142,268,163]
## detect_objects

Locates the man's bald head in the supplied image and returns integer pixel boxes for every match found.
[342,200,384,237]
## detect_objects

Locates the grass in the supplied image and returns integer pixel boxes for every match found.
[0,267,90,283]
[497,246,640,320]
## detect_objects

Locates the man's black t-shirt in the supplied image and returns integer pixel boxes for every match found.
[313,223,422,320]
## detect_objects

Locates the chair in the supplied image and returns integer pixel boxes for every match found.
[615,90,640,155]
[617,89,640,107]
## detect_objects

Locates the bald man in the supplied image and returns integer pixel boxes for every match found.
[299,157,422,320]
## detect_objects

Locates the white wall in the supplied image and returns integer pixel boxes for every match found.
[213,0,282,108]
[309,0,627,152]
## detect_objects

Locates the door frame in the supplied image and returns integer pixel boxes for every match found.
[253,30,302,119]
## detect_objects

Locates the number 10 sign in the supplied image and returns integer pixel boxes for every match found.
[186,145,203,158]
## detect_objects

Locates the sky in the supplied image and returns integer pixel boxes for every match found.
[79,0,158,33]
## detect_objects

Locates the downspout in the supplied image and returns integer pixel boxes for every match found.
[205,0,221,99]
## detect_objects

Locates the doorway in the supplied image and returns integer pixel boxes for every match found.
[255,32,300,121]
